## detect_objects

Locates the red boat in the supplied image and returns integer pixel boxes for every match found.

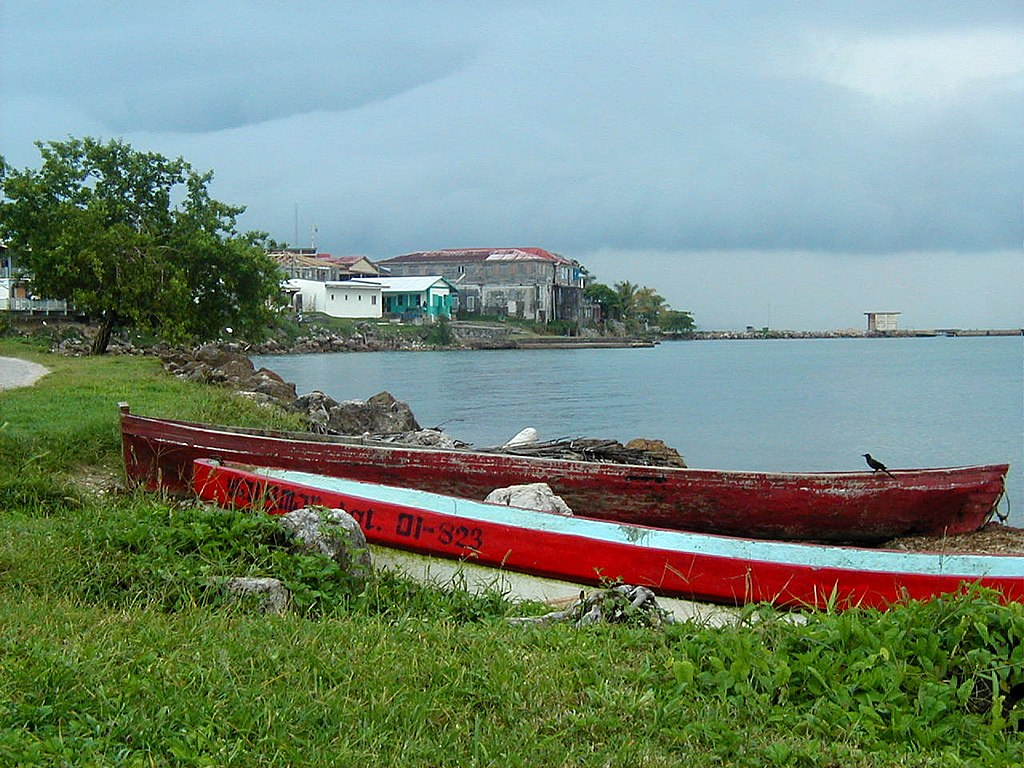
[119,406,1009,544]
[193,459,1024,610]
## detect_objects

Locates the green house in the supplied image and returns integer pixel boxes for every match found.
[351,276,456,321]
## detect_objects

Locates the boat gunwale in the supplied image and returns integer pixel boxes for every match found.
[123,409,1010,483]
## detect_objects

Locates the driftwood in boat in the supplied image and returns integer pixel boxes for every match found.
[490,437,687,467]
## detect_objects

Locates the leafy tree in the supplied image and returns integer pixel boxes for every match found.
[583,281,623,320]
[659,308,695,333]
[0,137,284,354]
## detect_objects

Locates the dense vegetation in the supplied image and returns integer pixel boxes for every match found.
[0,337,1020,766]
[584,279,695,334]
[0,138,284,354]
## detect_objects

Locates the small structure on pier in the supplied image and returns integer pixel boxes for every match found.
[865,311,901,333]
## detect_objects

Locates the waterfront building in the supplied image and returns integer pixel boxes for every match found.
[285,278,383,319]
[351,276,456,322]
[377,247,588,323]
[269,250,381,282]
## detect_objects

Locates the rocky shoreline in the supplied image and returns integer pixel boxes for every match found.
[8,317,1020,359]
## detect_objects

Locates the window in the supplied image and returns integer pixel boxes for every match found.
[372,295,377,305]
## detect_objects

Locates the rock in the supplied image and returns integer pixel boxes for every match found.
[223,576,290,614]
[325,391,421,435]
[292,390,340,415]
[624,438,687,468]
[503,427,540,447]
[279,507,373,589]
[194,343,242,368]
[485,482,573,516]
[291,391,340,433]
[250,368,297,403]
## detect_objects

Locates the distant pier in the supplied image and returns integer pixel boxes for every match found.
[670,328,1023,341]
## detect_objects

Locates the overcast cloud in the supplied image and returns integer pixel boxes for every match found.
[2,1,1022,329]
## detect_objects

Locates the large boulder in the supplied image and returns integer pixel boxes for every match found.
[279,507,373,589]
[325,391,421,435]
[291,390,340,433]
[248,368,297,403]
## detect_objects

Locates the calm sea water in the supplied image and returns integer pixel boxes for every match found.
[254,336,1024,524]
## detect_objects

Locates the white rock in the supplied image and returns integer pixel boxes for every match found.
[223,576,290,614]
[503,427,539,447]
[485,482,573,516]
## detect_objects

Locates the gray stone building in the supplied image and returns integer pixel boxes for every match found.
[377,247,589,323]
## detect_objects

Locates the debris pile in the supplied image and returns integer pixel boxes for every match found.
[509,584,677,628]
[887,523,1024,555]
[493,436,687,468]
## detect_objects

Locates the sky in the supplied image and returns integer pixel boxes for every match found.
[2,1,1022,330]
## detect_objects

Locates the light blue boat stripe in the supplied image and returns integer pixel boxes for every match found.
[255,467,1022,579]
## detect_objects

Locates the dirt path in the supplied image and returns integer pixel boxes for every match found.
[0,357,50,390]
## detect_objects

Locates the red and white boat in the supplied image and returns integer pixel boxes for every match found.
[192,459,1024,611]
[120,406,1009,544]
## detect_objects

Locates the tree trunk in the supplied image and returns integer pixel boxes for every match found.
[91,311,117,355]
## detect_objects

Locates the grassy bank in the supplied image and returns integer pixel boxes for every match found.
[0,338,1021,766]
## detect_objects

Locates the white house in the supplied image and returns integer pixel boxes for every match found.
[286,278,383,319]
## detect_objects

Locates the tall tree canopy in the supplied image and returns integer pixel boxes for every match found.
[0,137,284,353]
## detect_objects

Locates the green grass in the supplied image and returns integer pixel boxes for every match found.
[0,338,1021,766]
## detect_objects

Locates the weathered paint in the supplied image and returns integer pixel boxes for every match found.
[193,460,1024,611]
[120,407,1008,544]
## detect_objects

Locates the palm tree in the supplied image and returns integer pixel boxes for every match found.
[614,281,639,320]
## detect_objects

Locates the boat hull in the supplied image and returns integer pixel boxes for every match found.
[120,407,1008,544]
[192,459,1024,611]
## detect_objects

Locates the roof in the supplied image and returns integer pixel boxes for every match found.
[379,247,571,265]
[351,276,457,293]
[331,255,374,266]
[269,251,373,267]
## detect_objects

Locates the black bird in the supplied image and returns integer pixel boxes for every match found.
[863,453,896,478]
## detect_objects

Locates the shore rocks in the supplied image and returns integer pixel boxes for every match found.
[160,344,296,405]
[328,391,421,435]
[156,344,688,464]
[290,389,422,436]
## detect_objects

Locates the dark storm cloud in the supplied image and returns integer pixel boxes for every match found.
[2,0,1022,311]
[3,2,477,132]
